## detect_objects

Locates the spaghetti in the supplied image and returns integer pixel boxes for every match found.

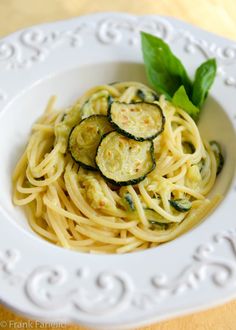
[12,82,221,254]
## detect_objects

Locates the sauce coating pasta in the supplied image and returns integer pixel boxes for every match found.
[12,82,221,253]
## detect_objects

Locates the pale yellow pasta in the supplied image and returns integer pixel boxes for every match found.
[12,82,221,253]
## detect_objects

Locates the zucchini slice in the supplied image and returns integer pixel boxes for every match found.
[145,208,170,223]
[149,220,169,230]
[210,141,224,175]
[108,102,165,141]
[169,199,192,212]
[123,192,135,211]
[55,103,81,153]
[182,141,195,154]
[136,89,158,102]
[81,91,113,119]
[197,158,208,177]
[95,131,156,186]
[69,115,113,170]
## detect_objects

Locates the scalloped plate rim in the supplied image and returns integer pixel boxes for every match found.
[0,12,236,329]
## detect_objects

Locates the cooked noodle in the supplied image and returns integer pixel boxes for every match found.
[12,82,221,253]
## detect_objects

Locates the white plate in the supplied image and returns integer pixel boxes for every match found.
[0,12,236,329]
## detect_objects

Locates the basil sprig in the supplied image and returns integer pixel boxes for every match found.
[172,86,199,121]
[192,58,217,108]
[141,32,217,121]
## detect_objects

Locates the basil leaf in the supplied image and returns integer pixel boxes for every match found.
[173,86,200,121]
[141,32,192,98]
[192,58,217,108]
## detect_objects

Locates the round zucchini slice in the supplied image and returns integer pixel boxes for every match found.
[95,131,156,186]
[69,115,113,170]
[108,102,165,141]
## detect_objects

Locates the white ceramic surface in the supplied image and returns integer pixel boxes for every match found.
[0,12,236,329]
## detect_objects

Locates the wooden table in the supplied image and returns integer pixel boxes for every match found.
[0,0,236,329]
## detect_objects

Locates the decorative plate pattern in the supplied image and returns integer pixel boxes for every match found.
[0,13,235,329]
[1,229,236,316]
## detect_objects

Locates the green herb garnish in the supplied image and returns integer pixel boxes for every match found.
[192,59,217,108]
[141,32,217,121]
[172,85,200,121]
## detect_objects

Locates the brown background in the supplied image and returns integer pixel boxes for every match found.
[0,0,236,329]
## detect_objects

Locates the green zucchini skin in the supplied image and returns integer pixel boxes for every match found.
[108,101,165,142]
[144,208,170,223]
[182,141,195,154]
[68,115,113,171]
[95,131,156,186]
[80,91,112,119]
[216,153,224,175]
[109,81,120,85]
[107,95,113,108]
[169,199,192,212]
[210,141,224,175]
[123,193,135,211]
[136,89,159,102]
[148,220,169,230]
